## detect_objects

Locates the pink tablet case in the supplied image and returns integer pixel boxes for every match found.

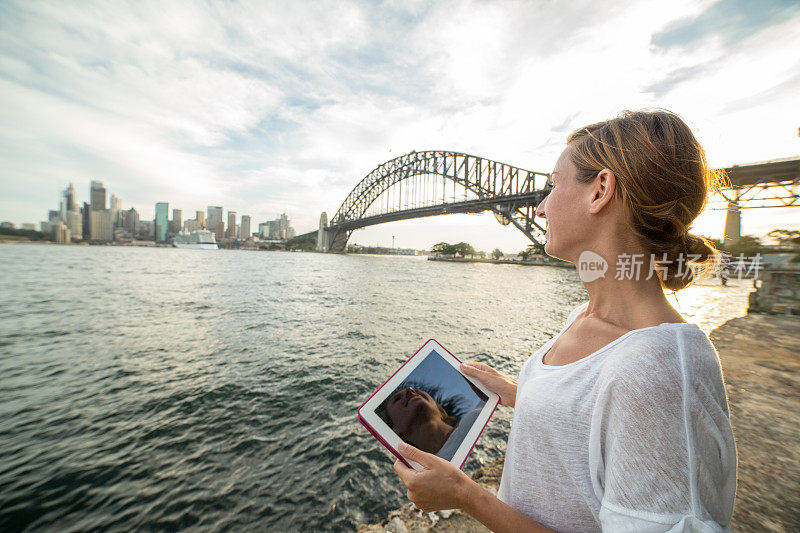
[357,338,499,470]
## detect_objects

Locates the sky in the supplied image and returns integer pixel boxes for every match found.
[1,0,799,253]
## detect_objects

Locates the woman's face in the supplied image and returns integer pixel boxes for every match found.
[535,146,595,262]
[385,387,442,438]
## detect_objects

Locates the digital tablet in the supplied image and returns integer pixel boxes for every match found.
[358,339,500,471]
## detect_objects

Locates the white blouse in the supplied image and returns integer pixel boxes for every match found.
[497,301,737,532]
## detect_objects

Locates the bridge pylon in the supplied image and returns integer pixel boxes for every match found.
[316,212,329,252]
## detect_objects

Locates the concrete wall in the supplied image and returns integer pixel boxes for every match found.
[749,269,800,316]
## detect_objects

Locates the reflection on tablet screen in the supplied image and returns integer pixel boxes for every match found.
[376,350,488,461]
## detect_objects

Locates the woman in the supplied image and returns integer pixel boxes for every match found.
[392,109,737,532]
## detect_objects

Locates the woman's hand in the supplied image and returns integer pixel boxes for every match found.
[393,442,477,513]
[460,362,518,408]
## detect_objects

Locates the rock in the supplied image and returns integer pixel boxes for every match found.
[386,516,408,533]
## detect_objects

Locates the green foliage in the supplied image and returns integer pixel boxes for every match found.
[767,229,800,246]
[431,242,477,257]
[0,227,46,241]
[519,242,546,261]
[491,248,503,260]
[431,242,455,255]
[285,236,315,251]
[453,242,475,257]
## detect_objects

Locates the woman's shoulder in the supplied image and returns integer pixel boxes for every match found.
[599,323,724,399]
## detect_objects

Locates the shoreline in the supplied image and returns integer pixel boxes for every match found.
[427,256,574,268]
[358,312,800,533]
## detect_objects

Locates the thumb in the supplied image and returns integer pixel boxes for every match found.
[398,441,437,468]
[460,362,494,380]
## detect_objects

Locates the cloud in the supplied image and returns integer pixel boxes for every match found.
[1,0,799,248]
[651,0,800,50]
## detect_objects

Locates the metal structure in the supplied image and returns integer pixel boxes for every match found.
[711,157,800,244]
[711,157,800,210]
[300,152,799,252]
[313,151,551,252]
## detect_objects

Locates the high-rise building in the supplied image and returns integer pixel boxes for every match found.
[240,215,251,240]
[48,210,60,222]
[109,194,122,226]
[82,202,91,239]
[61,183,76,220]
[90,181,107,211]
[195,210,205,228]
[216,221,225,241]
[184,219,199,232]
[207,206,223,231]
[226,211,237,239]
[258,222,271,239]
[90,210,113,242]
[155,202,169,242]
[122,207,140,235]
[53,221,70,244]
[139,220,154,240]
[66,210,82,240]
[171,209,182,234]
[262,212,295,240]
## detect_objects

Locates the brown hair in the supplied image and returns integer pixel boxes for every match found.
[566,109,726,291]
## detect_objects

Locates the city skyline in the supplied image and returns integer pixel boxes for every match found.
[34,178,295,244]
[1,1,799,252]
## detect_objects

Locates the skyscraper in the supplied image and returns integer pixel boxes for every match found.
[171,209,182,234]
[66,210,82,240]
[90,210,113,242]
[240,215,251,240]
[109,194,122,227]
[195,210,205,228]
[216,221,225,241]
[226,211,237,239]
[123,207,140,234]
[61,183,76,219]
[90,181,107,211]
[155,202,169,242]
[82,202,91,239]
[207,206,223,231]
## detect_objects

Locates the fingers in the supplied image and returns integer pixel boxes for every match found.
[393,458,413,484]
[398,441,435,468]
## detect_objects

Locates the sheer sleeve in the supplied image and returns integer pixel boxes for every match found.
[590,330,737,532]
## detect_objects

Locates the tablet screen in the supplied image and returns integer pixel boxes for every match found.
[374,349,488,461]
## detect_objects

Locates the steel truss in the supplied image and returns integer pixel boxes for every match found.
[326,151,551,252]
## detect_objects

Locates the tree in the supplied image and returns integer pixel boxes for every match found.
[285,235,315,251]
[767,229,800,246]
[453,242,476,258]
[477,250,486,259]
[491,248,504,260]
[431,242,455,255]
[519,242,545,261]
[527,241,546,255]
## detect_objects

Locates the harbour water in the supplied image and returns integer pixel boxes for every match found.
[0,244,754,531]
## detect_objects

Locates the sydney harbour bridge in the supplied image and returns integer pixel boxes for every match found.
[298,150,800,253]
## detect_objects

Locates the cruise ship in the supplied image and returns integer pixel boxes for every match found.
[172,229,218,250]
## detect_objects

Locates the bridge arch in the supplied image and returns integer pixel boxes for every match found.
[304,151,552,252]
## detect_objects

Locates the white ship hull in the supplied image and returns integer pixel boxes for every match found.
[173,242,218,250]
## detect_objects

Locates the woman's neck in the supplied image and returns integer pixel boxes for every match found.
[580,246,685,330]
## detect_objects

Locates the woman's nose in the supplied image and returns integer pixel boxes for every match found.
[535,196,547,219]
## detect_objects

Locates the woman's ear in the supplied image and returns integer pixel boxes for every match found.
[588,168,616,214]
